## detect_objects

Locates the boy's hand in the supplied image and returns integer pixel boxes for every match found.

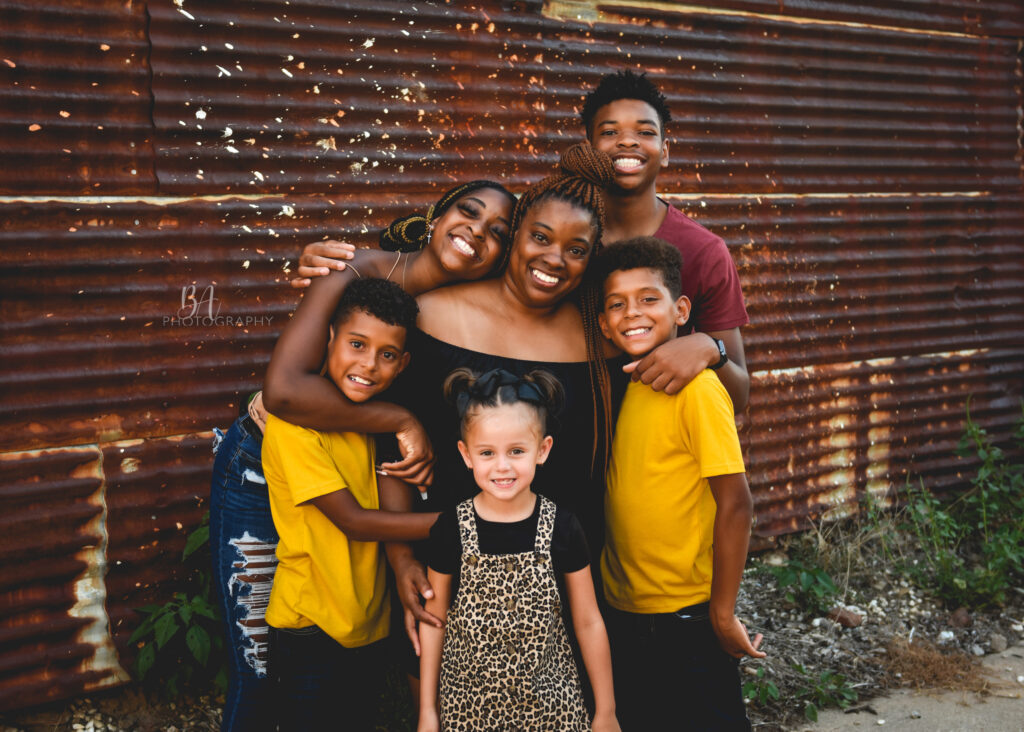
[417,708,440,732]
[380,417,435,488]
[290,239,356,288]
[592,711,621,732]
[623,332,718,395]
[711,611,765,659]
[392,555,442,653]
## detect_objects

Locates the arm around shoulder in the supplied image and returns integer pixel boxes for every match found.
[707,327,749,412]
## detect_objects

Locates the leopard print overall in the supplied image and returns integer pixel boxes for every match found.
[439,496,589,731]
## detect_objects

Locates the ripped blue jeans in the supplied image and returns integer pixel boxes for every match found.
[210,415,278,732]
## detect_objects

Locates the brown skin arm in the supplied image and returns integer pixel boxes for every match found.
[381,466,443,650]
[708,472,765,659]
[308,484,437,542]
[262,266,434,485]
[626,326,749,411]
[290,239,356,289]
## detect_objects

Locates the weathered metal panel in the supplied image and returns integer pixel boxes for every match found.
[554,0,1024,37]
[0,0,1022,714]
[0,193,416,451]
[0,446,127,710]
[146,0,1022,195]
[101,434,214,657]
[0,0,154,194]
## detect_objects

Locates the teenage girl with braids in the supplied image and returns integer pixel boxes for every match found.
[209,179,513,732]
[418,368,620,732]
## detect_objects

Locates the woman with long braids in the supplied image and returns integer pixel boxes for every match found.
[210,179,514,732]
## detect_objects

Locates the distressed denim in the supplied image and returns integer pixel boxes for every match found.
[210,415,278,732]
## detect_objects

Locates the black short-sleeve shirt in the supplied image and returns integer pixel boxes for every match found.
[427,498,590,580]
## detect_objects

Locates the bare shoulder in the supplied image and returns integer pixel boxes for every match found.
[349,248,400,279]
[417,280,495,341]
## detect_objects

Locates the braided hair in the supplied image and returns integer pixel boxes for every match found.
[503,142,617,478]
[379,180,514,252]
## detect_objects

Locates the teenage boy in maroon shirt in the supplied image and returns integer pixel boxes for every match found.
[581,70,749,411]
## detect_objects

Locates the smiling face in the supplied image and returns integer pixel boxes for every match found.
[599,267,690,357]
[589,98,668,195]
[326,310,410,402]
[428,187,512,280]
[505,197,598,307]
[457,402,553,508]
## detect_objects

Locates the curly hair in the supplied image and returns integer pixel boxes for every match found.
[580,70,672,138]
[331,277,419,332]
[379,180,514,252]
[594,236,683,298]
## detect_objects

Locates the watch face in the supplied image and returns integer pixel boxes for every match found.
[712,338,728,370]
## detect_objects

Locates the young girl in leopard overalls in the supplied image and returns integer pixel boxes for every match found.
[417,367,620,732]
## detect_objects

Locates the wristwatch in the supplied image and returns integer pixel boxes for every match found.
[709,337,729,370]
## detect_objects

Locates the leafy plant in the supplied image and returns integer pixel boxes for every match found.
[793,664,857,722]
[767,558,838,616]
[902,401,1024,607]
[742,666,780,707]
[129,512,227,697]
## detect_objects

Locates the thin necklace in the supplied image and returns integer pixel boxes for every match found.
[401,250,411,289]
[384,250,402,282]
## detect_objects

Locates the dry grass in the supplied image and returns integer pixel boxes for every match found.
[884,638,990,694]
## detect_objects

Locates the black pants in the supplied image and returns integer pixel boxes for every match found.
[267,625,386,732]
[605,604,751,732]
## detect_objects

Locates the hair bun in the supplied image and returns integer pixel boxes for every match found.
[379,213,430,252]
[559,143,615,187]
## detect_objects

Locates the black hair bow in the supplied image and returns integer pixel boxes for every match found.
[456,368,545,414]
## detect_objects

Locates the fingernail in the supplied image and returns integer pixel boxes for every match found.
[419,491,428,500]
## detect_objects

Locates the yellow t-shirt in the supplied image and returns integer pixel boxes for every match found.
[262,413,389,647]
[601,370,745,613]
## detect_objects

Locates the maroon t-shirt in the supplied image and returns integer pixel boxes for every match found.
[652,202,749,334]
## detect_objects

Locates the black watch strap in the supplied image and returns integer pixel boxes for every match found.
[710,338,728,371]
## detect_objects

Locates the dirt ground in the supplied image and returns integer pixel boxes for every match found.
[807,642,1024,732]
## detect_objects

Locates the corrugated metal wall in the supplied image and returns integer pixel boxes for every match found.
[2,0,1022,711]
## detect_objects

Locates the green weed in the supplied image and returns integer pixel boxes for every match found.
[794,664,858,722]
[767,558,839,617]
[902,401,1024,608]
[129,512,228,697]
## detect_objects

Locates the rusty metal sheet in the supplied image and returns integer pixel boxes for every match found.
[101,434,213,659]
[145,0,1022,196]
[0,446,128,711]
[0,193,416,452]
[0,0,154,194]
[553,0,1024,37]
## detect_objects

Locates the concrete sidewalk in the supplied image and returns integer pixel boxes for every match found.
[806,644,1024,732]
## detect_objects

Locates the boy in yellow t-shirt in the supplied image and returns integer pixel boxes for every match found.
[261,278,437,732]
[596,237,765,731]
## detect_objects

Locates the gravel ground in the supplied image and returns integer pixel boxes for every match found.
[2,518,1021,732]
